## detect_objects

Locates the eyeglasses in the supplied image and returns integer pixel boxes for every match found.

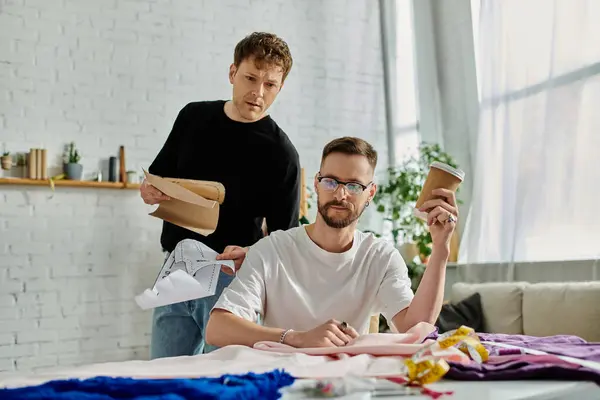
[317,174,372,195]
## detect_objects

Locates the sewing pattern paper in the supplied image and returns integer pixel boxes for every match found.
[135,239,235,310]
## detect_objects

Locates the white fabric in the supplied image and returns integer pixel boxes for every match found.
[461,0,600,263]
[1,347,598,399]
[0,346,414,389]
[213,226,414,334]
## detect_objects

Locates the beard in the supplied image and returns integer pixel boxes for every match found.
[317,199,365,229]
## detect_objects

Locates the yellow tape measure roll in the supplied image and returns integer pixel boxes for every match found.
[403,325,489,385]
[405,358,450,385]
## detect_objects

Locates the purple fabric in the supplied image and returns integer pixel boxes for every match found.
[476,332,587,346]
[446,357,600,385]
[425,330,600,384]
[486,354,578,366]
[489,348,524,356]
[427,331,600,362]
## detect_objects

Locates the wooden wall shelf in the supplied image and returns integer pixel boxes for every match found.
[0,177,141,190]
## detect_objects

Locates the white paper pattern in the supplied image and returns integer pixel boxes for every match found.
[135,239,235,310]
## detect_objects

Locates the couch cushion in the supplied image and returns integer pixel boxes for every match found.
[522,282,600,341]
[451,282,528,334]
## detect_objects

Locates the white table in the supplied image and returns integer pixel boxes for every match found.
[282,379,600,399]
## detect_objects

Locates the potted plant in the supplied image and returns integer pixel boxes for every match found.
[299,184,316,225]
[15,153,27,177]
[373,142,462,271]
[63,142,82,180]
[1,151,12,170]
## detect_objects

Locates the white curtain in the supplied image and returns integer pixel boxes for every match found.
[379,0,420,165]
[392,0,420,163]
[369,0,420,242]
[460,0,600,263]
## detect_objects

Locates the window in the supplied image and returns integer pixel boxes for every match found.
[394,0,420,164]
[463,0,600,263]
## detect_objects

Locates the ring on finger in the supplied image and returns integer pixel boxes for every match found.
[446,214,457,224]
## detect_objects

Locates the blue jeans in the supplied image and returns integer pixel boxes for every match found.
[150,267,235,359]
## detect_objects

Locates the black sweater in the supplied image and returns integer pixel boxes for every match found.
[149,100,301,253]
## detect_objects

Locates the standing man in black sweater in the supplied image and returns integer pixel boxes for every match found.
[141,32,301,359]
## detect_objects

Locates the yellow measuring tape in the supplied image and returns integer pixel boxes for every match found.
[404,358,450,385]
[404,325,489,385]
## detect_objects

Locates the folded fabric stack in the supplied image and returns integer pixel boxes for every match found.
[426,329,600,385]
[255,323,600,389]
[0,369,295,400]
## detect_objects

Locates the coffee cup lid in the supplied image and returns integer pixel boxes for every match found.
[430,162,465,181]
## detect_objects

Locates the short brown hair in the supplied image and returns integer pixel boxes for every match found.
[321,137,378,170]
[234,32,293,82]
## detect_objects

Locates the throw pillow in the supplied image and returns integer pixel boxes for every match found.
[436,292,485,333]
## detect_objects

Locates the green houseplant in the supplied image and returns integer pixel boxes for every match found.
[1,150,12,170]
[15,153,27,177]
[63,142,83,180]
[299,184,315,225]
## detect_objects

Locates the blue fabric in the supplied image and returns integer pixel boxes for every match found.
[150,269,235,358]
[0,369,295,400]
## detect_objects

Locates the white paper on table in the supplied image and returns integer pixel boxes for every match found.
[135,239,235,310]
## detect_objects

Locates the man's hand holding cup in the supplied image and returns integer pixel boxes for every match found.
[414,162,464,250]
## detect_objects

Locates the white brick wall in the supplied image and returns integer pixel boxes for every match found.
[0,0,386,372]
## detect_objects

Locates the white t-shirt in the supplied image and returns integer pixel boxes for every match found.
[212,226,414,334]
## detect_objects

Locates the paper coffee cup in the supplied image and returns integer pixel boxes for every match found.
[414,162,465,221]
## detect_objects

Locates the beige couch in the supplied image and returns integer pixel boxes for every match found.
[451,281,600,342]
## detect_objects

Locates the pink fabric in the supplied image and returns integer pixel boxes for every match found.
[253,322,470,363]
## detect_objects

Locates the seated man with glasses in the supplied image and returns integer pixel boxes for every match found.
[206,137,458,348]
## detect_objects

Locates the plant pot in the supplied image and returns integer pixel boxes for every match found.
[398,242,419,263]
[418,242,433,264]
[1,155,12,170]
[126,171,139,184]
[64,163,83,180]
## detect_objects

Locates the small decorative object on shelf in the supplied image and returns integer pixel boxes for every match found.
[15,153,27,178]
[127,170,139,184]
[108,156,117,182]
[27,148,47,179]
[63,141,83,180]
[119,145,126,183]
[1,150,12,170]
